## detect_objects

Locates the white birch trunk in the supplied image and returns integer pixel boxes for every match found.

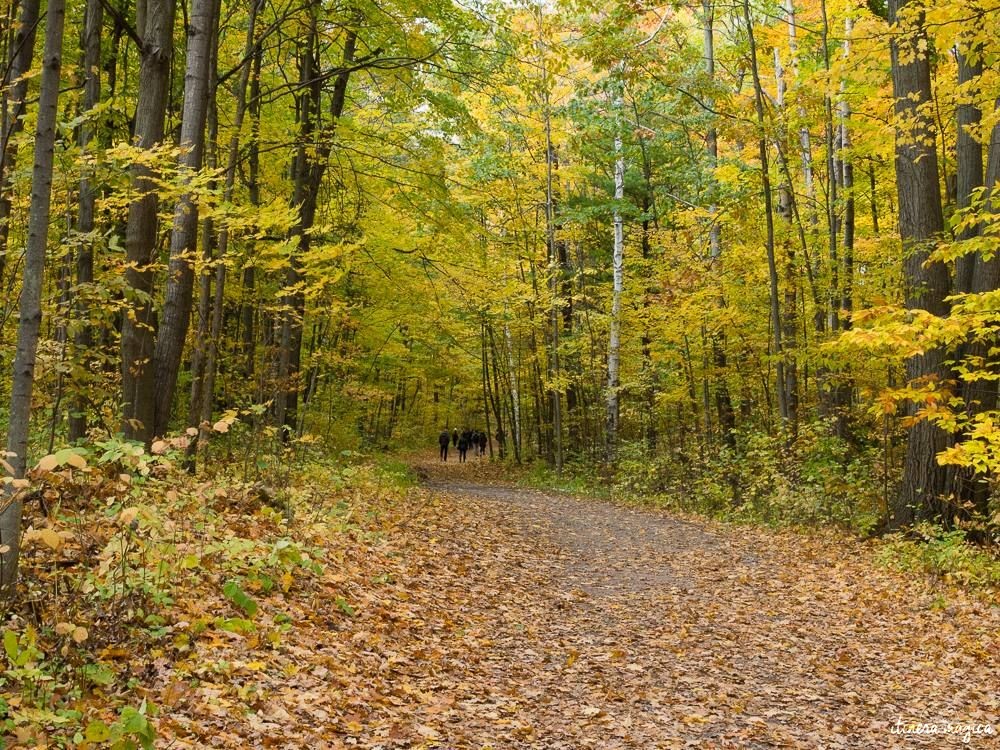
[703,0,721,259]
[785,0,816,211]
[606,71,626,458]
[839,18,853,169]
[504,320,521,455]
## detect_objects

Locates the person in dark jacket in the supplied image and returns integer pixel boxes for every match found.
[478,431,488,456]
[458,433,469,463]
[438,429,450,461]
[451,428,459,447]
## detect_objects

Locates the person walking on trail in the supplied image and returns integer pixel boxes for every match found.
[458,432,469,463]
[478,431,488,457]
[451,428,459,447]
[438,429,450,462]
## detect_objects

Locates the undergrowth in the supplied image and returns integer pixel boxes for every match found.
[876,524,1000,591]
[516,460,608,498]
[513,426,1000,598]
[0,435,404,748]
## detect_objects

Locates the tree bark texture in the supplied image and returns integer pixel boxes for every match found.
[1,0,65,598]
[120,0,176,444]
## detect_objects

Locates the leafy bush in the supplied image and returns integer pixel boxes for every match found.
[603,422,885,534]
[0,438,403,746]
[878,524,1000,590]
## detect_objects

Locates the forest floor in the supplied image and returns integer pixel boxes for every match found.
[378,456,999,749]
[154,454,997,749]
[11,453,998,748]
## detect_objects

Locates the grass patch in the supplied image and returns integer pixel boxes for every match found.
[516,461,608,497]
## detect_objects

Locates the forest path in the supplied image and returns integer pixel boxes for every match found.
[399,458,999,748]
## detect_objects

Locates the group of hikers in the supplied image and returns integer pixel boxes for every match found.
[438,427,488,462]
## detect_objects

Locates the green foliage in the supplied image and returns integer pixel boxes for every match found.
[518,461,605,497]
[877,524,1000,590]
[373,456,420,489]
[605,424,885,534]
[75,702,157,750]
[1,447,400,745]
[222,579,259,618]
[0,620,156,749]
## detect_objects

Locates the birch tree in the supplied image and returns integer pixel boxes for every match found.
[605,64,625,461]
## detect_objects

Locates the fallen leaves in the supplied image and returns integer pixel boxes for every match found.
[6,455,999,748]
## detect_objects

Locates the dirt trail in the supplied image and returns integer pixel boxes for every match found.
[163,457,998,748]
[397,460,998,748]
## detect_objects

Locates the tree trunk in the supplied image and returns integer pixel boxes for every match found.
[68,0,104,442]
[153,0,220,436]
[187,10,220,462]
[821,0,840,337]
[481,323,493,457]
[1,0,65,599]
[542,90,563,470]
[703,0,736,451]
[953,49,983,295]
[487,325,508,458]
[605,68,625,462]
[840,17,855,326]
[829,16,856,438]
[503,320,522,461]
[743,0,788,429]
[0,0,39,291]
[869,159,880,235]
[241,43,264,378]
[189,0,256,457]
[277,18,357,437]
[120,0,176,444]
[774,46,799,436]
[784,0,816,225]
[889,0,951,528]
[954,103,1000,516]
[633,96,659,452]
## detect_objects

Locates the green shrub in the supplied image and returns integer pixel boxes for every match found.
[878,524,1000,589]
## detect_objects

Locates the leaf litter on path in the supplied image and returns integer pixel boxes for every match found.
[153,460,997,748]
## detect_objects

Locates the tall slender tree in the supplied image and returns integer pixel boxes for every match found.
[153,0,221,436]
[277,7,358,437]
[121,0,176,444]
[702,0,736,451]
[1,0,66,598]
[605,66,625,461]
[69,0,104,442]
[743,0,789,429]
[0,0,39,291]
